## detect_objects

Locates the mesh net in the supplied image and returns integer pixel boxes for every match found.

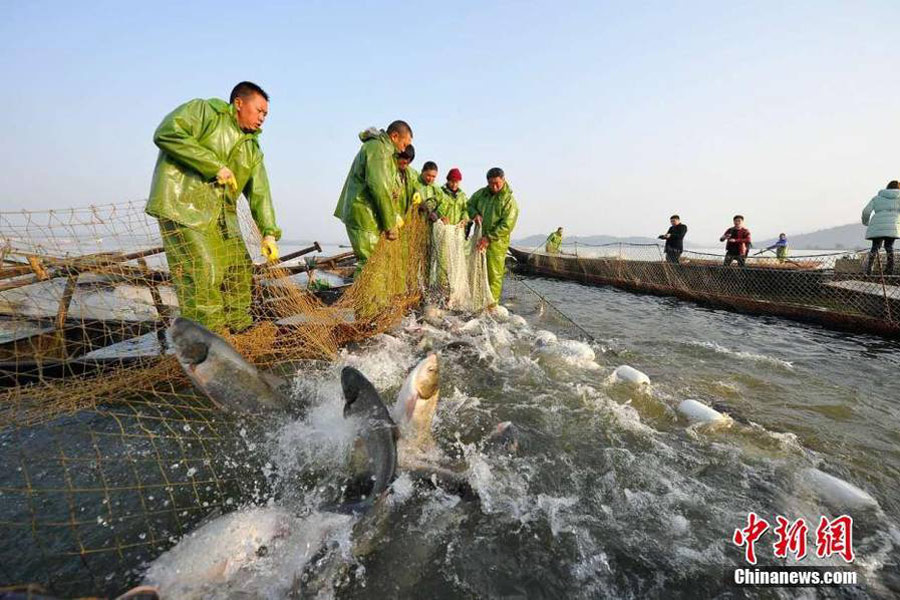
[0,199,429,596]
[427,221,493,312]
[511,242,900,337]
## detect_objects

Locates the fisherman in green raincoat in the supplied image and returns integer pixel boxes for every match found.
[417,161,444,222]
[437,168,468,226]
[145,81,281,333]
[468,167,520,304]
[545,227,563,253]
[396,144,420,216]
[334,121,413,269]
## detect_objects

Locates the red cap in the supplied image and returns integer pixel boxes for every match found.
[447,168,462,182]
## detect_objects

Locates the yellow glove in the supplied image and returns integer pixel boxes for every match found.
[216,168,239,194]
[261,236,279,262]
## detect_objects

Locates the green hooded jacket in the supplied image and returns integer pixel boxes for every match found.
[398,166,420,218]
[418,174,444,214]
[438,186,469,225]
[145,98,280,239]
[545,231,562,253]
[334,129,403,233]
[467,182,519,243]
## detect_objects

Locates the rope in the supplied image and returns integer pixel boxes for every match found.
[507,267,597,342]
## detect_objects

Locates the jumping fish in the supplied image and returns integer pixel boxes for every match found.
[393,354,441,460]
[168,317,289,413]
[341,366,399,502]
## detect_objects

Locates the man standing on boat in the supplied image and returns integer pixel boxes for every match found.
[764,233,789,262]
[659,215,687,263]
[721,215,751,267]
[145,81,281,333]
[335,121,413,270]
[545,227,564,254]
[468,167,520,306]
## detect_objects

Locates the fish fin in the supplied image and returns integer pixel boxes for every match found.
[405,392,419,422]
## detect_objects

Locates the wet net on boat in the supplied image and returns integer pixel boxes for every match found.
[511,242,900,337]
[0,199,429,596]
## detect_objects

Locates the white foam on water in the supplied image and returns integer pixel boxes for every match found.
[534,339,599,372]
[533,329,558,347]
[685,340,794,370]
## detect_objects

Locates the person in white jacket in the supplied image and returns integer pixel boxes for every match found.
[862,180,900,275]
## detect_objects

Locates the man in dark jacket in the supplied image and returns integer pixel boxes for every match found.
[720,215,752,267]
[658,215,687,263]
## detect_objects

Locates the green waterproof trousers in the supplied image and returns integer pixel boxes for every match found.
[346,225,380,274]
[159,210,253,333]
[486,240,509,303]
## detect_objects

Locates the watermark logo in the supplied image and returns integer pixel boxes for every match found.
[733,513,854,564]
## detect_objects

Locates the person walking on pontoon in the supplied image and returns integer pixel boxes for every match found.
[763,233,789,262]
[658,215,687,263]
[862,180,900,276]
[720,215,751,267]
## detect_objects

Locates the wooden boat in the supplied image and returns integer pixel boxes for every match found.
[0,244,355,386]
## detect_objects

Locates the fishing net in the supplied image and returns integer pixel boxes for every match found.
[0,198,429,596]
[511,242,900,337]
[428,221,493,313]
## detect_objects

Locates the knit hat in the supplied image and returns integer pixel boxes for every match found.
[446,168,462,182]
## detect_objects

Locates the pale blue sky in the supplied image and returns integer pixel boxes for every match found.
[1,1,898,244]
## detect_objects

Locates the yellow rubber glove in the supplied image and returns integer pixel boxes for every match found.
[261,235,279,262]
[216,168,239,194]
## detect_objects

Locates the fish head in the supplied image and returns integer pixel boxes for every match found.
[168,317,214,369]
[341,366,370,418]
[415,353,440,400]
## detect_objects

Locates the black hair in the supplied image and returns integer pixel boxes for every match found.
[887,180,900,190]
[422,161,438,172]
[397,144,415,162]
[230,81,269,103]
[733,215,744,220]
[387,120,413,137]
[486,167,505,179]
[670,214,680,220]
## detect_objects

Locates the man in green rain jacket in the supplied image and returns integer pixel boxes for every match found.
[334,121,413,269]
[417,161,444,221]
[396,144,420,216]
[545,227,563,253]
[145,81,281,333]
[468,167,520,304]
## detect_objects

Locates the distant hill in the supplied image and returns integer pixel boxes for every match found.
[513,233,663,249]
[758,223,868,250]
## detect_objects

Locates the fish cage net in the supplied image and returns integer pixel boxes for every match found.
[0,198,429,596]
[512,242,900,337]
